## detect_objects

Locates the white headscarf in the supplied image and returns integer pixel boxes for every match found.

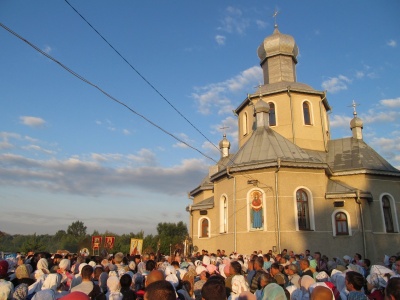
[41,273,60,292]
[165,266,179,288]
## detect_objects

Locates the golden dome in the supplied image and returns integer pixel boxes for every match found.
[255,99,270,113]
[350,117,363,129]
[257,27,299,63]
[219,134,230,149]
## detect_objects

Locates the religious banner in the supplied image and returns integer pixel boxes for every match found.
[92,236,102,250]
[105,236,115,249]
[130,238,143,256]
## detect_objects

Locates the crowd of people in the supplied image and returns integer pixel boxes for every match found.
[0,248,399,300]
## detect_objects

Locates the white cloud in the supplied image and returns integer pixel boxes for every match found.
[20,116,46,127]
[22,145,55,155]
[255,20,267,29]
[217,6,249,35]
[380,97,400,108]
[387,39,397,47]
[172,133,194,149]
[355,71,364,79]
[43,45,52,54]
[361,110,400,124]
[192,66,262,115]
[215,35,226,45]
[123,129,131,135]
[0,153,208,197]
[329,114,352,128]
[321,75,351,93]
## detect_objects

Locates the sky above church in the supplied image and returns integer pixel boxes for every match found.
[1,1,399,236]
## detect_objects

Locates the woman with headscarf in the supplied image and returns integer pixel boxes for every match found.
[11,265,35,288]
[299,275,315,300]
[106,276,122,300]
[229,261,249,300]
[165,266,179,289]
[57,259,73,292]
[261,283,286,300]
[33,259,50,281]
[13,283,28,300]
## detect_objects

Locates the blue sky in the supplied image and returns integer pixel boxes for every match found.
[1,1,399,236]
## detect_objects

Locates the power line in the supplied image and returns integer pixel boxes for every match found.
[64,0,220,153]
[0,22,217,164]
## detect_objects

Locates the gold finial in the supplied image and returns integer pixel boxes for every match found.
[273,9,279,28]
[220,126,229,136]
[348,100,360,117]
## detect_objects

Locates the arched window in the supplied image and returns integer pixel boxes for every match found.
[269,102,276,126]
[200,218,209,238]
[335,212,349,235]
[303,101,312,125]
[382,196,394,233]
[220,196,228,233]
[296,189,310,230]
[242,112,248,136]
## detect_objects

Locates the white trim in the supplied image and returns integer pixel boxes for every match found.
[379,193,399,233]
[198,217,211,239]
[246,188,267,232]
[219,194,229,234]
[293,186,315,231]
[301,99,314,126]
[331,209,352,236]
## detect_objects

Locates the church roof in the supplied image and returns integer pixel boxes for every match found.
[326,137,400,176]
[326,179,373,200]
[190,196,214,211]
[226,126,325,172]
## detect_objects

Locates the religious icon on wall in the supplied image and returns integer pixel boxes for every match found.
[250,190,263,229]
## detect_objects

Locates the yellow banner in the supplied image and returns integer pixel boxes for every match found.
[130,238,143,256]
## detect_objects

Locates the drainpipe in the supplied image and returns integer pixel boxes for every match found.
[227,167,237,252]
[355,190,367,259]
[287,87,296,144]
[319,91,328,152]
[275,158,281,253]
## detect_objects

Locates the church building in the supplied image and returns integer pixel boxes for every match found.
[187,24,400,263]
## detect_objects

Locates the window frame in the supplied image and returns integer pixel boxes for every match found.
[331,209,352,236]
[302,100,313,126]
[294,187,315,231]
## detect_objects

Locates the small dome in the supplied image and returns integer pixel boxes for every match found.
[219,134,230,149]
[255,99,270,113]
[257,27,299,62]
[350,117,363,129]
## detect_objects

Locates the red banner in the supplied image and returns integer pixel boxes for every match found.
[92,236,102,250]
[105,236,115,249]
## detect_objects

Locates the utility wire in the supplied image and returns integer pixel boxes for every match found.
[64,0,221,153]
[62,1,275,189]
[0,22,217,164]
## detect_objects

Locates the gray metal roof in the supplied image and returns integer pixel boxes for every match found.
[229,126,324,167]
[191,197,214,211]
[326,179,372,200]
[326,138,400,175]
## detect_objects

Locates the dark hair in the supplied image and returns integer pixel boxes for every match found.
[145,280,176,300]
[255,256,264,268]
[120,274,132,288]
[201,277,226,300]
[171,261,179,267]
[345,271,366,291]
[300,259,310,267]
[230,261,242,275]
[258,273,275,289]
[146,260,156,271]
[271,263,280,270]
[263,254,271,261]
[364,258,371,267]
[355,253,362,260]
[385,277,400,299]
[81,265,93,280]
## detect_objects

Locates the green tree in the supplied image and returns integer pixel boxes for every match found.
[67,221,87,237]
[21,233,45,253]
[156,222,188,255]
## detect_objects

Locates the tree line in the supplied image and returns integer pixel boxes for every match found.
[0,220,188,255]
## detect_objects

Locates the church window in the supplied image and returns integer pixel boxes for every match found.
[269,102,276,126]
[303,101,312,125]
[242,112,248,136]
[331,209,351,236]
[296,189,310,230]
[382,196,394,233]
[220,195,228,233]
[200,218,209,238]
[335,212,349,235]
